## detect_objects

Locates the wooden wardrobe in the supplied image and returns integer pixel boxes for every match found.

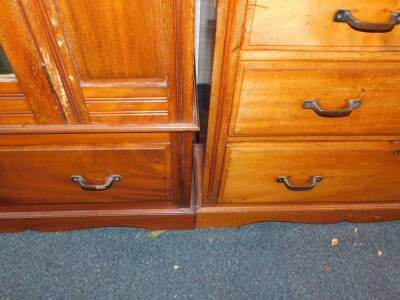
[199,0,400,227]
[0,0,198,231]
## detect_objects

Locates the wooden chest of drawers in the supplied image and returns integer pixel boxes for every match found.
[0,1,197,231]
[199,0,400,227]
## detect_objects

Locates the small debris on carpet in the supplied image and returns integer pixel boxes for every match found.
[146,230,167,239]
[322,264,330,273]
[331,238,339,247]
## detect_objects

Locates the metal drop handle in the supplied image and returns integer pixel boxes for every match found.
[71,175,122,191]
[303,99,361,118]
[334,9,400,33]
[276,176,323,191]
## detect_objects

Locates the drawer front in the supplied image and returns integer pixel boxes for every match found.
[244,0,400,51]
[0,134,175,206]
[219,142,400,204]
[230,61,400,136]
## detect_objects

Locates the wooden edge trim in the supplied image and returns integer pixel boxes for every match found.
[0,88,199,135]
[194,144,204,208]
[0,207,194,219]
[196,203,400,227]
[181,0,195,123]
[81,78,168,88]
[202,0,230,200]
[192,81,200,128]
[239,50,400,62]
[0,122,200,134]
[202,0,248,205]
[0,208,195,232]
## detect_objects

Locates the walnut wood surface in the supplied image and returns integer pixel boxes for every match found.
[197,203,400,227]
[220,141,400,204]
[1,0,195,127]
[0,134,175,205]
[0,206,195,232]
[49,0,176,124]
[202,0,400,227]
[0,1,64,125]
[244,0,400,51]
[0,133,196,231]
[0,1,197,231]
[230,61,400,136]
[19,0,195,125]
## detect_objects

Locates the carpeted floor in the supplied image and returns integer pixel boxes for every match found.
[0,221,399,299]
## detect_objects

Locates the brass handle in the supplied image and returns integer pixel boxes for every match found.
[276,176,323,191]
[334,9,400,32]
[71,175,122,191]
[303,99,361,118]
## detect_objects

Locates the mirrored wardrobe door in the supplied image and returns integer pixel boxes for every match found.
[0,0,65,125]
[0,47,13,75]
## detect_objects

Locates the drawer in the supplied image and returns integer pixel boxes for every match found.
[0,133,177,206]
[219,141,400,204]
[230,61,400,136]
[244,0,400,51]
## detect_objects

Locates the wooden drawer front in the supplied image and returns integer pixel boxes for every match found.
[220,142,400,204]
[0,139,174,205]
[244,0,400,51]
[230,61,400,136]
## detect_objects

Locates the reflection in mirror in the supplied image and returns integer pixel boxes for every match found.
[0,47,13,74]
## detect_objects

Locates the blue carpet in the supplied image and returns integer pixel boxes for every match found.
[0,222,399,299]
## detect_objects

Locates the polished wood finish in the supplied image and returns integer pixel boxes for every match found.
[0,205,195,232]
[0,1,197,231]
[0,132,196,230]
[230,61,400,136]
[203,0,248,205]
[0,1,64,125]
[244,0,400,51]
[57,1,169,80]
[0,138,175,206]
[50,0,176,124]
[197,203,400,227]
[0,78,34,125]
[194,144,204,208]
[0,122,199,135]
[201,0,400,227]
[220,141,400,204]
[14,0,195,126]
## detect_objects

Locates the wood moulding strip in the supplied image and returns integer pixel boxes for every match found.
[196,202,400,227]
[0,122,200,134]
[0,207,194,219]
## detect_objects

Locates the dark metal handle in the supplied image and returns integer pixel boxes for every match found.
[277,176,323,191]
[71,175,122,191]
[303,99,361,118]
[334,9,400,32]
